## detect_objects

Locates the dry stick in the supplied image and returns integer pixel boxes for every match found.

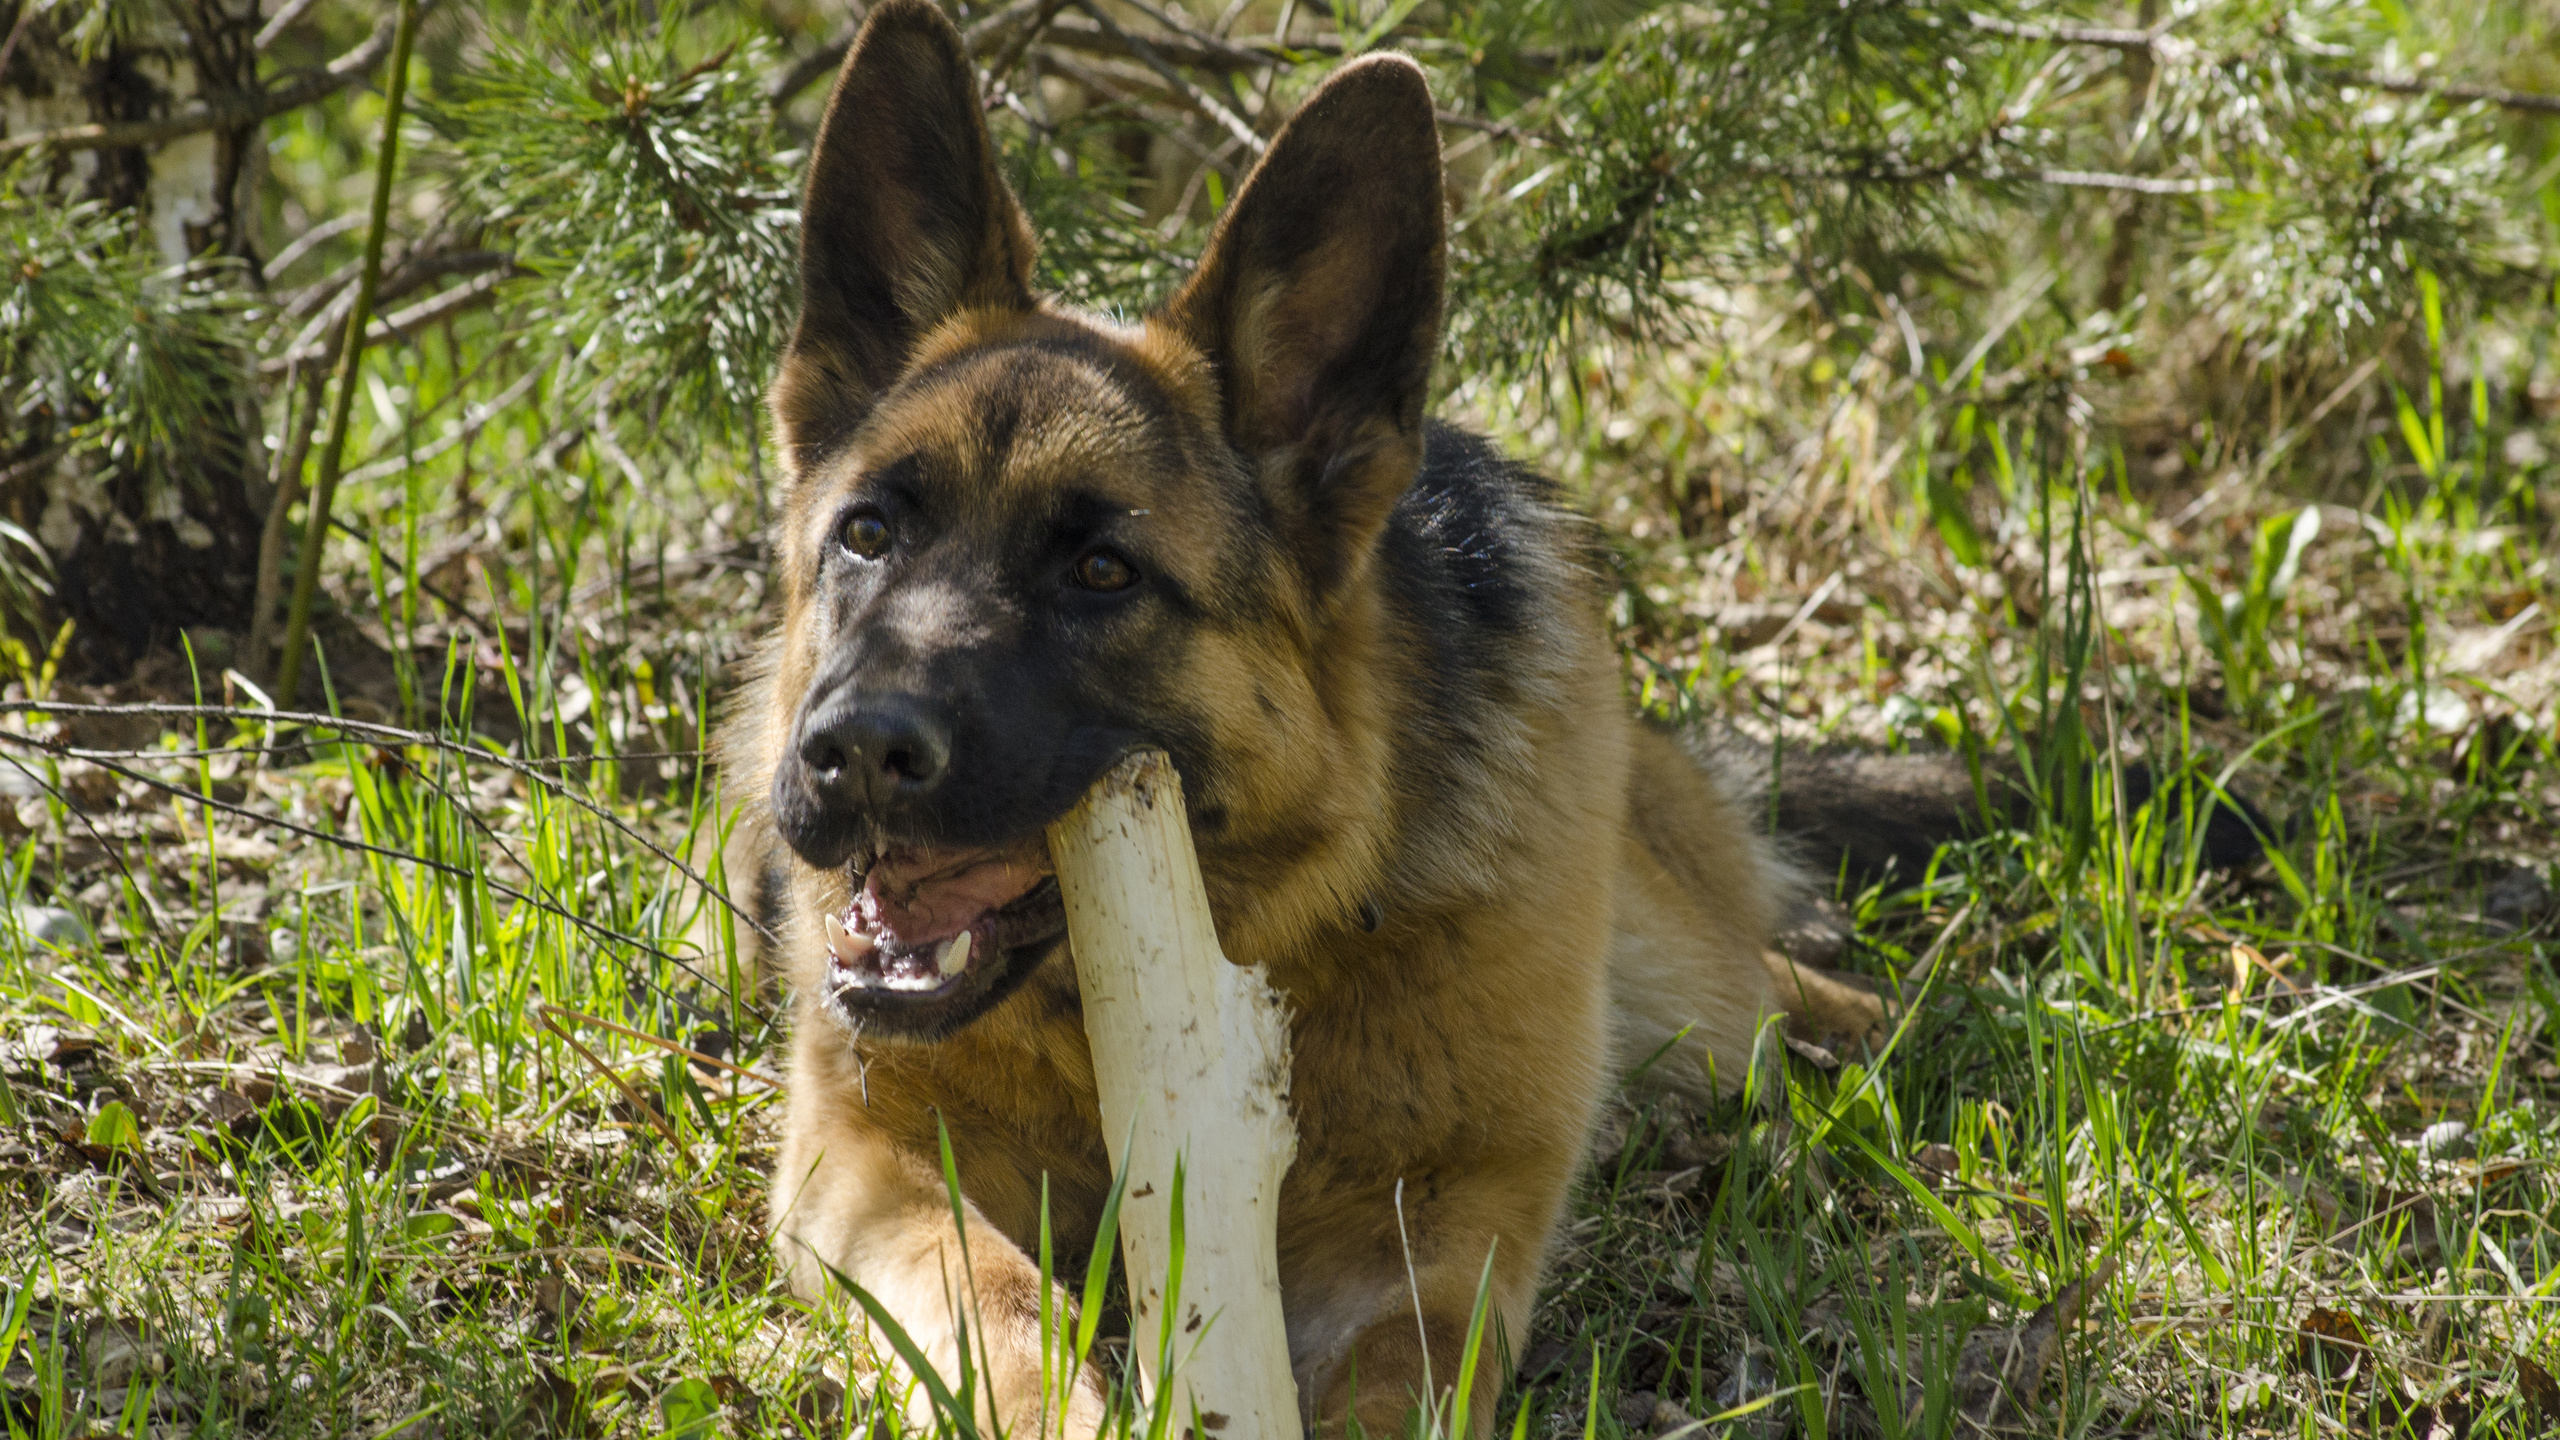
[535,1007,686,1152]
[537,1003,780,1090]
[1071,0,1264,154]
[273,0,421,710]
[1045,749,1299,1435]
[0,698,769,948]
[247,362,327,683]
[0,1,420,157]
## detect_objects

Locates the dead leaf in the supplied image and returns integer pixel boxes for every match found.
[2295,1307,2373,1383]
[2517,1357,2559,1431]
[521,1362,606,1439]
[1931,1259,2117,1434]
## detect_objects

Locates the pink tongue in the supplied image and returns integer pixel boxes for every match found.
[859,848,1049,945]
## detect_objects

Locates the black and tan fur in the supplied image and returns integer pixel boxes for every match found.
[723,5,1887,1432]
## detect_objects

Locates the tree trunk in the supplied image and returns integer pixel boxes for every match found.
[2,0,272,683]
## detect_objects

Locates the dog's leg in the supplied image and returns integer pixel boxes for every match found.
[1282,1166,1572,1438]
[1761,948,1891,1055]
[772,1086,1106,1437]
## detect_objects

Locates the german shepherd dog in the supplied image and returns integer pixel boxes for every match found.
[723,2,1894,1431]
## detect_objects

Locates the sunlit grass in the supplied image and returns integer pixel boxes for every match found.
[0,234,2554,1440]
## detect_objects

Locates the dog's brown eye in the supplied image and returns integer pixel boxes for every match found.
[1072,548,1136,593]
[840,509,891,560]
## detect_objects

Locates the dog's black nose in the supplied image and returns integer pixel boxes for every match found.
[795,695,952,809]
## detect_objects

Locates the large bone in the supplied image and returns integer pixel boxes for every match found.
[1045,749,1301,1435]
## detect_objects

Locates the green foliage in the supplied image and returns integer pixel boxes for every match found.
[1438,0,2527,379]
[0,174,248,482]
[2185,503,2322,719]
[438,2,798,442]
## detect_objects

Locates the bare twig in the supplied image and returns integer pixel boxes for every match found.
[536,1008,687,1151]
[259,265,515,375]
[539,1004,781,1090]
[246,362,327,679]
[769,12,865,108]
[252,0,327,52]
[0,0,430,157]
[982,0,1074,90]
[0,1,39,85]
[1963,10,2560,118]
[275,0,422,707]
[260,212,366,283]
[0,723,767,1017]
[1070,0,1263,152]
[2338,69,2560,116]
[337,361,544,488]
[0,699,773,948]
[2035,168,2227,194]
[1965,11,2183,58]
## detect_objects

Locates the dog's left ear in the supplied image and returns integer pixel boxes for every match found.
[772,0,1037,469]
[1161,55,1444,596]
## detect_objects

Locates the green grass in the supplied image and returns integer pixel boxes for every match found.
[2,210,2558,1440]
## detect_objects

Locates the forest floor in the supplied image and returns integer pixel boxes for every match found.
[0,306,2556,1439]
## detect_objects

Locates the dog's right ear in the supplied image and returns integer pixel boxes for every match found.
[771,0,1036,469]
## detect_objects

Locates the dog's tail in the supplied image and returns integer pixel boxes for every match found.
[1686,731,2277,892]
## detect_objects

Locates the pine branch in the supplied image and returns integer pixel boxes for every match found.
[1966,8,2560,118]
[1964,11,2188,60]
[0,1,431,158]
[769,1,1368,109]
[258,263,516,374]
[2337,70,2560,117]
[1069,0,1262,153]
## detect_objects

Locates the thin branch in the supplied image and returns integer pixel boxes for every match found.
[0,726,743,1007]
[2035,168,2228,194]
[1964,11,2182,58]
[252,0,327,53]
[0,444,67,489]
[259,264,516,374]
[260,212,365,282]
[337,360,544,488]
[982,0,1074,90]
[1963,10,2560,118]
[0,0,430,158]
[1071,0,1264,153]
[769,12,865,108]
[770,3,1366,110]
[2338,70,2560,117]
[0,699,775,950]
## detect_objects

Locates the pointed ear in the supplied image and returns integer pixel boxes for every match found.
[772,0,1036,468]
[1160,54,1445,595]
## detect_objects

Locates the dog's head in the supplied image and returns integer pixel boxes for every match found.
[758,0,1445,1038]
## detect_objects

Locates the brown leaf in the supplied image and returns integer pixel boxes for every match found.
[1931,1259,2116,1434]
[2518,1357,2559,1431]
[520,1362,611,1438]
[2294,1307,2373,1384]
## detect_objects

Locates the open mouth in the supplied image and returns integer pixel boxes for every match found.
[821,840,1066,1011]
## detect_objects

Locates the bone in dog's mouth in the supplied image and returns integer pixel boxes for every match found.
[823,840,1064,998]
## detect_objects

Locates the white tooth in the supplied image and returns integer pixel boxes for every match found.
[825,913,872,963]
[937,930,972,977]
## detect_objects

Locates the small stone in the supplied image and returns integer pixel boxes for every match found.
[86,1319,159,1388]
[2417,1120,2473,1160]
[2486,866,2554,930]
[12,904,89,951]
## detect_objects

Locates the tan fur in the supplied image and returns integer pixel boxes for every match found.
[723,5,1886,1434]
